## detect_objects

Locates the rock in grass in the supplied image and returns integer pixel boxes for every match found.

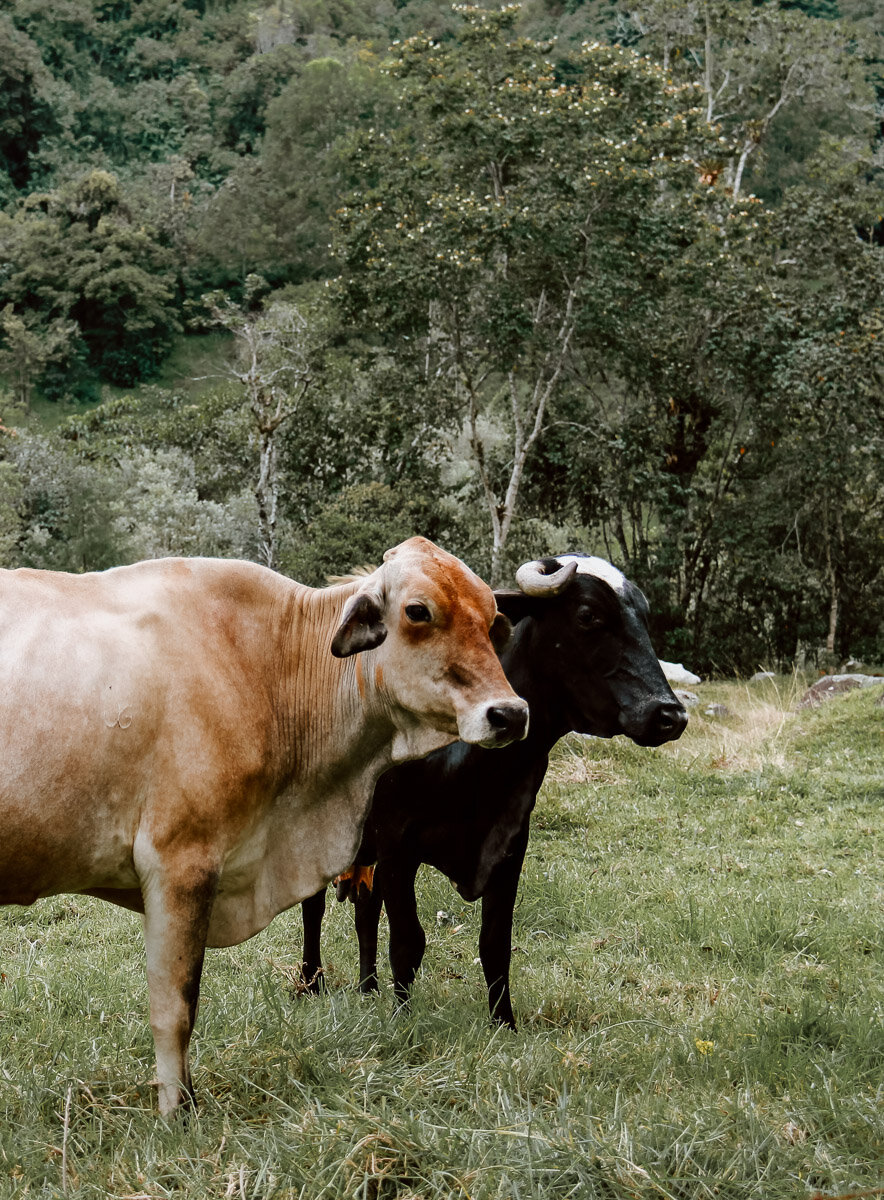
[674,689,699,707]
[797,678,862,709]
[704,703,731,718]
[659,660,701,685]
[815,673,883,689]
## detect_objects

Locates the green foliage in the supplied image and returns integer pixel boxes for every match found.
[59,383,253,502]
[200,53,398,286]
[283,479,447,584]
[6,425,258,572]
[0,170,180,389]
[517,0,624,47]
[0,13,60,192]
[333,6,717,580]
[520,124,883,669]
[0,453,23,564]
[108,446,257,561]
[618,0,877,202]
[335,12,707,340]
[210,42,304,154]
[7,432,124,572]
[0,304,77,408]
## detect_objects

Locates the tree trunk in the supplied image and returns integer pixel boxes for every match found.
[826,587,839,658]
[255,430,278,570]
[822,497,843,660]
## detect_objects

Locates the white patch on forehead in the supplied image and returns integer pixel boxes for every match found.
[556,555,627,594]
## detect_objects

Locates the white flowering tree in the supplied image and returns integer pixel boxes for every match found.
[333,6,714,582]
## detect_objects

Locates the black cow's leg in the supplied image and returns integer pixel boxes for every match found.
[479,825,530,1031]
[384,858,425,1006]
[140,855,219,1116]
[300,888,327,992]
[354,864,384,993]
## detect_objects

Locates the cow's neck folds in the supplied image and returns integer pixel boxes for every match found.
[278,580,397,787]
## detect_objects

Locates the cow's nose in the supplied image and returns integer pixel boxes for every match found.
[652,702,688,739]
[486,701,529,741]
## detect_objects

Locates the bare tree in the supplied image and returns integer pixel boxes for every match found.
[205,290,316,569]
[443,286,578,586]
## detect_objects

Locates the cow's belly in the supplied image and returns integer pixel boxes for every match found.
[0,795,140,904]
[0,638,151,902]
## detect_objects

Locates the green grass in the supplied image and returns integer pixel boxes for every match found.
[113,332,234,401]
[23,332,235,431]
[1,679,882,1198]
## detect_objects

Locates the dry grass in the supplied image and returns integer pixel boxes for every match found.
[663,674,810,772]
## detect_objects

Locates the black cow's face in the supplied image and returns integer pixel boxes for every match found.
[496,556,687,747]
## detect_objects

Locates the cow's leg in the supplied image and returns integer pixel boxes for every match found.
[383,858,425,1006]
[354,864,384,993]
[140,857,219,1116]
[300,888,327,992]
[479,825,530,1031]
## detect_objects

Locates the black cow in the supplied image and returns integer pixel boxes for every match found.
[300,554,687,1029]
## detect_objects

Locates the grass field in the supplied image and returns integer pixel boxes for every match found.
[24,332,235,430]
[1,676,881,1199]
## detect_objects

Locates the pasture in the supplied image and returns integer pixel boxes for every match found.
[0,677,881,1199]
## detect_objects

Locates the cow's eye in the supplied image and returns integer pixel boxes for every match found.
[577,607,605,631]
[405,602,432,623]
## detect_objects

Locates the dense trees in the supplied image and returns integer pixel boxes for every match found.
[0,169,180,389]
[0,0,881,670]
[333,8,716,583]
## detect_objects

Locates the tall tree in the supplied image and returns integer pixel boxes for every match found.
[0,14,61,194]
[200,53,397,287]
[619,0,874,199]
[0,170,180,389]
[0,305,76,409]
[334,6,712,583]
[762,187,884,662]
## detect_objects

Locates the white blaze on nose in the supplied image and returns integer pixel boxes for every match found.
[555,555,627,594]
[458,696,529,747]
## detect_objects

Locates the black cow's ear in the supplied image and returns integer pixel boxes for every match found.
[490,611,513,654]
[493,590,541,626]
[331,592,387,658]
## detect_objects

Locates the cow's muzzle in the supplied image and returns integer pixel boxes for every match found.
[464,698,529,748]
[624,700,688,747]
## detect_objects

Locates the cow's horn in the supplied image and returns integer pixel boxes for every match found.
[515,558,578,596]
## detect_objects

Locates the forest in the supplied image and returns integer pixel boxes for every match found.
[0,0,881,673]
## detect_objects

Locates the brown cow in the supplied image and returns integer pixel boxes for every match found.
[0,537,527,1113]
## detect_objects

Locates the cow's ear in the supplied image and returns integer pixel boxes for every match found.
[490,611,512,654]
[331,592,387,658]
[493,590,541,626]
